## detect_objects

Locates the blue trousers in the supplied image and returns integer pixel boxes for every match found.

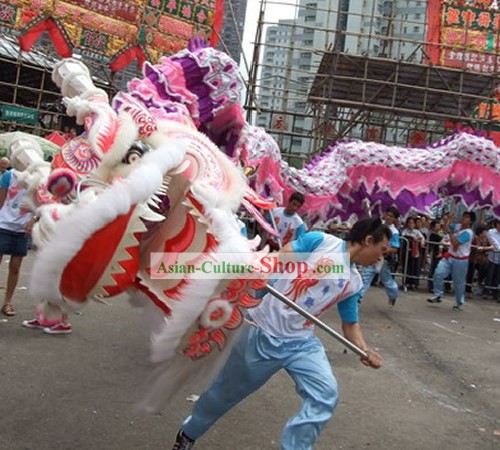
[433,258,469,305]
[359,260,399,302]
[182,326,339,450]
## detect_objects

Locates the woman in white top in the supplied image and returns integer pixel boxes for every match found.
[402,217,425,290]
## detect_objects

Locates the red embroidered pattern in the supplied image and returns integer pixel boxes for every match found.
[183,278,267,360]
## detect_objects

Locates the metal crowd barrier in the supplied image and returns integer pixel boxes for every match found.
[321,228,499,298]
[393,237,499,297]
[248,222,499,299]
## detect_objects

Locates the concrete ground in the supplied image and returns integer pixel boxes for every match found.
[1,252,499,450]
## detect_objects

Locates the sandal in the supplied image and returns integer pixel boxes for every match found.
[1,303,15,316]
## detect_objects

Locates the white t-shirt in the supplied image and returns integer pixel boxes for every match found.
[448,224,473,259]
[487,228,500,264]
[269,207,306,246]
[0,170,32,233]
[249,232,362,338]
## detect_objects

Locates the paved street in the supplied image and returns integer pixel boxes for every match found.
[1,252,499,450]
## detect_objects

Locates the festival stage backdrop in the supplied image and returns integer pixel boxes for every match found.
[426,0,499,73]
[0,0,224,71]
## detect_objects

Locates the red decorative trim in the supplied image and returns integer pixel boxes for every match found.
[60,208,139,301]
[134,277,172,316]
[109,45,148,72]
[210,0,225,47]
[18,17,72,57]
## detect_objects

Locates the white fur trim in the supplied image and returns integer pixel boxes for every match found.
[29,138,188,304]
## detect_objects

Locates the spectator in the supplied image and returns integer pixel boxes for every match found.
[465,226,490,298]
[0,168,35,316]
[0,157,10,176]
[416,215,429,275]
[402,217,425,290]
[358,206,400,306]
[427,220,443,292]
[428,211,476,311]
[267,192,306,250]
[484,219,500,302]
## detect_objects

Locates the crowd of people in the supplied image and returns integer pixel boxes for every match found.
[259,193,500,310]
[395,212,499,305]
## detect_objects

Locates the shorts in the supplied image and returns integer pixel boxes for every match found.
[0,228,29,257]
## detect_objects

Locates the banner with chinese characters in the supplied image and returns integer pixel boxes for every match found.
[0,0,225,71]
[426,0,499,73]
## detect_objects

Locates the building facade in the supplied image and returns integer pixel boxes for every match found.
[255,0,428,156]
[219,0,249,64]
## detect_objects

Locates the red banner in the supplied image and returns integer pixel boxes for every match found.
[66,0,140,23]
[425,1,499,73]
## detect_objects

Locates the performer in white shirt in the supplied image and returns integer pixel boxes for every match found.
[172,217,389,450]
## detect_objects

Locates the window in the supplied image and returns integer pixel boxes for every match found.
[413,26,420,32]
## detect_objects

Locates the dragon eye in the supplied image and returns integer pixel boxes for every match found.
[122,141,150,164]
[125,150,142,164]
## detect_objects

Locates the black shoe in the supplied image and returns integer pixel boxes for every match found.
[452,304,463,311]
[427,296,442,303]
[172,430,195,450]
[388,298,396,306]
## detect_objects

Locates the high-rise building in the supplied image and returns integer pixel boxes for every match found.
[257,0,341,155]
[255,0,428,156]
[219,0,249,64]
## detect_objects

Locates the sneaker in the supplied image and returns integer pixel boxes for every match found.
[388,298,396,306]
[43,323,72,335]
[452,305,463,311]
[172,430,195,450]
[427,296,442,303]
[22,318,45,329]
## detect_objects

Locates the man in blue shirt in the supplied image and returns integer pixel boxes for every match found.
[428,211,476,310]
[358,206,400,306]
[171,217,389,450]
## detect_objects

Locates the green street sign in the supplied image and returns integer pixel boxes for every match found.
[1,105,39,125]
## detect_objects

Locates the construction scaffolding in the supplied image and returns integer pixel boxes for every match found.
[0,34,123,137]
[244,0,500,165]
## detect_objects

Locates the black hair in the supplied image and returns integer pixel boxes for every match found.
[289,192,305,205]
[491,218,499,227]
[348,217,392,244]
[475,226,486,236]
[405,216,416,227]
[463,211,476,224]
[430,220,439,229]
[385,205,400,219]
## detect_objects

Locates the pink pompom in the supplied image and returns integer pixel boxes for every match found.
[47,168,78,197]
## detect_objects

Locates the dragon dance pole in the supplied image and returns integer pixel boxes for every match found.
[264,284,368,359]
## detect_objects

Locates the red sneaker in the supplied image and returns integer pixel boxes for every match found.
[43,323,73,335]
[22,318,45,329]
